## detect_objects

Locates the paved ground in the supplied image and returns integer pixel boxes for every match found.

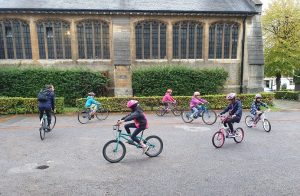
[1,109,300,196]
[273,99,300,110]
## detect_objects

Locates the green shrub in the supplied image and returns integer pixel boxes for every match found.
[76,93,274,111]
[275,91,300,100]
[0,67,108,106]
[132,65,228,96]
[0,97,64,114]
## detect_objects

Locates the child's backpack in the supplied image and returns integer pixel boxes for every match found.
[37,90,48,102]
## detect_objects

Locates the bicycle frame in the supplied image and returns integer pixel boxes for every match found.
[113,125,145,150]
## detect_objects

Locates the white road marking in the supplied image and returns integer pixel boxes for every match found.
[175,125,212,132]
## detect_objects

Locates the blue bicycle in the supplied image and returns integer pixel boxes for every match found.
[181,104,217,125]
[102,123,163,163]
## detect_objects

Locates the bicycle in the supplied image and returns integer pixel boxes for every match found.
[156,102,182,116]
[78,106,109,124]
[245,109,271,132]
[212,115,244,148]
[102,123,163,163]
[181,104,217,125]
[39,111,56,140]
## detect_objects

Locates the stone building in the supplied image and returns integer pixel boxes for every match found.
[0,0,264,96]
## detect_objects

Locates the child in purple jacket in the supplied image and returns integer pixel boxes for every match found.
[189,91,208,118]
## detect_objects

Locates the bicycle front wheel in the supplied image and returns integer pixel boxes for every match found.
[39,119,46,140]
[263,119,271,132]
[212,131,224,148]
[181,111,193,123]
[144,135,163,157]
[234,128,244,143]
[102,140,126,163]
[245,115,254,128]
[78,110,90,124]
[96,108,109,120]
[202,110,217,125]
[155,106,166,116]
[50,112,56,130]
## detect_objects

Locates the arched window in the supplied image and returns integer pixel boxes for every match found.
[0,19,32,59]
[36,20,71,59]
[135,21,166,59]
[77,20,110,59]
[173,21,203,59]
[209,23,239,59]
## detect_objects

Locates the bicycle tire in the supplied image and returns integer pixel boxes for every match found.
[202,110,217,125]
[78,109,90,124]
[212,131,224,148]
[155,106,166,116]
[233,128,244,143]
[172,108,182,116]
[245,115,254,128]
[102,140,126,163]
[49,112,56,130]
[263,119,271,132]
[181,111,194,123]
[144,135,163,157]
[40,118,46,140]
[96,108,109,120]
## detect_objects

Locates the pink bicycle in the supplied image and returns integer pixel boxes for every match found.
[212,115,244,148]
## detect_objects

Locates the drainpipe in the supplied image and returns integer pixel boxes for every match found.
[240,16,247,93]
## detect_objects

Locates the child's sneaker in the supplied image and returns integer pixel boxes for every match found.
[142,145,150,154]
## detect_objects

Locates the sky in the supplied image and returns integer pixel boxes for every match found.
[261,0,273,11]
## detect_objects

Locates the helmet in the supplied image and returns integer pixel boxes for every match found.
[88,92,95,96]
[226,93,236,100]
[167,89,172,93]
[194,91,200,96]
[255,94,262,99]
[127,100,138,108]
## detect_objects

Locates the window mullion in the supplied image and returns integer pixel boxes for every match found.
[194,24,197,59]
[214,25,217,59]
[100,23,104,59]
[186,23,189,59]
[61,22,66,59]
[10,21,17,59]
[158,23,161,59]
[1,21,8,59]
[20,21,26,59]
[43,23,48,59]
[92,22,95,59]
[83,23,87,59]
[229,25,232,59]
[142,24,144,59]
[52,22,57,59]
[178,23,181,59]
[150,23,152,59]
[222,24,225,59]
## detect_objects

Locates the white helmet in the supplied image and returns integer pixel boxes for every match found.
[226,93,236,100]
[255,94,262,99]
[194,91,200,96]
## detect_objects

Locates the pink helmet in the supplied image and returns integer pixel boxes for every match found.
[127,100,138,108]
[226,93,236,100]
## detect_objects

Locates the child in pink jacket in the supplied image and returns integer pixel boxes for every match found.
[189,91,208,118]
[162,89,176,110]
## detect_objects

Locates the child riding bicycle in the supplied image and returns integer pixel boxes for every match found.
[162,89,176,110]
[189,91,208,118]
[250,94,269,127]
[117,100,149,154]
[85,92,101,117]
[219,93,242,136]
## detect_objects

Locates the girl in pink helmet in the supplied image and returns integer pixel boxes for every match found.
[117,100,149,153]
[162,89,176,110]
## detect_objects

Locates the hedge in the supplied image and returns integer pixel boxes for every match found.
[132,66,228,96]
[0,97,64,114]
[0,67,108,106]
[76,93,274,112]
[275,91,300,100]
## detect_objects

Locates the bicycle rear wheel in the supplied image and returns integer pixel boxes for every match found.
[78,109,90,124]
[172,108,182,116]
[202,110,217,125]
[102,140,126,163]
[233,128,244,143]
[181,111,194,123]
[245,115,254,128]
[212,131,224,148]
[144,135,163,157]
[263,119,271,132]
[96,108,109,120]
[155,106,166,116]
[39,119,46,140]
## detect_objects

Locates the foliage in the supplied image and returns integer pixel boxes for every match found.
[132,65,228,96]
[76,93,274,111]
[275,91,300,100]
[0,67,108,106]
[262,0,300,90]
[0,97,64,114]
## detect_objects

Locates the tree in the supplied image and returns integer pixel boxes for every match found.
[262,0,300,90]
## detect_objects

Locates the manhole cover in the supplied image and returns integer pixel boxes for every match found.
[36,165,49,170]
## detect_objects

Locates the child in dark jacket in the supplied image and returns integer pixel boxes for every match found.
[250,94,269,127]
[38,84,55,129]
[117,100,149,153]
